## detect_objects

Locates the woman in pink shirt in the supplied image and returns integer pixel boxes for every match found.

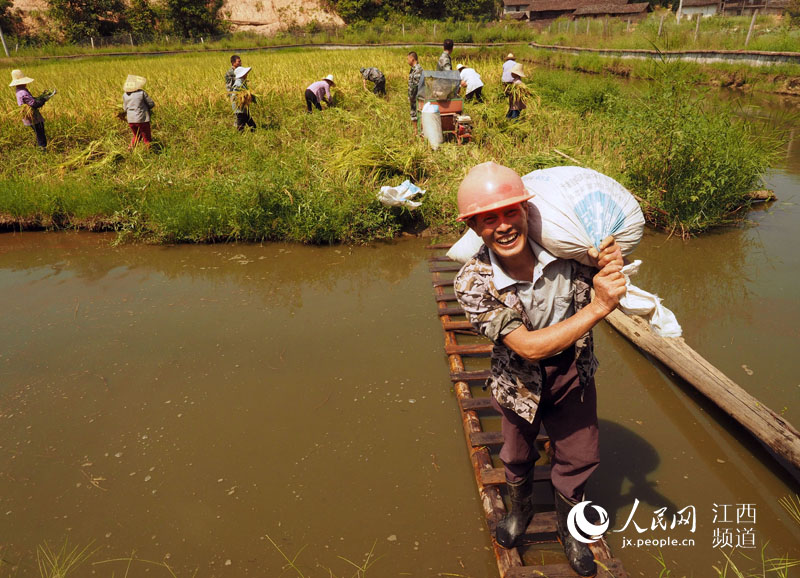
[9,69,52,151]
[304,75,335,113]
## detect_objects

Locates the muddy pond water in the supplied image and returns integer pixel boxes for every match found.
[1,95,799,577]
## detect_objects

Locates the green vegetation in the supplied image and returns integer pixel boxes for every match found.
[619,61,782,235]
[536,11,800,53]
[0,48,784,243]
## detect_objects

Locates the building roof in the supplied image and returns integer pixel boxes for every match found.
[528,0,624,12]
[572,1,650,14]
[681,0,719,7]
[503,0,531,6]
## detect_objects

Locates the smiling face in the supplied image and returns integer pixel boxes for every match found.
[469,203,529,262]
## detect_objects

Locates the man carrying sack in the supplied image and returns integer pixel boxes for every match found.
[453,162,626,576]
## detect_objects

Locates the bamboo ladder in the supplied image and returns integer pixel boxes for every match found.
[427,244,629,578]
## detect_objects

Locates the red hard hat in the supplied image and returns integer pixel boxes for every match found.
[456,162,534,221]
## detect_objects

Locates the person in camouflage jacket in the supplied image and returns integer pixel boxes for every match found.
[407,52,423,128]
[360,66,386,95]
[452,162,626,576]
[437,39,454,71]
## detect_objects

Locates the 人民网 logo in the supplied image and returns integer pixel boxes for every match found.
[567,501,610,544]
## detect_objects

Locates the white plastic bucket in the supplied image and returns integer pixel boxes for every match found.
[421,109,443,149]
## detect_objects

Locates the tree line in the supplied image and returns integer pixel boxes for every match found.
[0,0,227,43]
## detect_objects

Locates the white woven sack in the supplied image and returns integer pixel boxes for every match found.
[446,228,484,263]
[522,166,645,266]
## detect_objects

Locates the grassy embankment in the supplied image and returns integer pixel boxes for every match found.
[3,13,798,57]
[0,48,782,243]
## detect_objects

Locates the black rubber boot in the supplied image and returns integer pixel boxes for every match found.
[495,473,534,548]
[555,491,597,577]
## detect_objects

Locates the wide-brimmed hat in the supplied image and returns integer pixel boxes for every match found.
[505,53,515,61]
[9,69,35,87]
[234,66,251,79]
[456,63,465,71]
[323,74,335,85]
[510,63,525,78]
[123,74,147,92]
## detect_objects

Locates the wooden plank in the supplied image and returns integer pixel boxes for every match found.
[426,243,453,250]
[471,431,549,447]
[459,397,494,411]
[505,558,627,578]
[438,306,465,317]
[430,264,462,273]
[433,271,524,575]
[435,293,458,302]
[442,320,476,332]
[481,465,552,486]
[446,343,492,356]
[504,563,578,578]
[432,278,455,288]
[452,370,492,384]
[605,308,800,472]
[428,255,453,262]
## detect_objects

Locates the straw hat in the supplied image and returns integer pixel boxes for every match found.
[9,69,35,87]
[123,74,147,92]
[234,66,251,79]
[456,63,465,71]
[510,63,525,78]
[323,74,335,85]
[505,53,515,61]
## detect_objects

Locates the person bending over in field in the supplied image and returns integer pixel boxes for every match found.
[360,67,386,96]
[232,67,256,132]
[10,69,54,151]
[122,75,155,148]
[457,63,484,103]
[305,75,335,113]
[225,54,241,93]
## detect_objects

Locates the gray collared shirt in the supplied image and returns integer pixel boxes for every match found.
[488,239,575,330]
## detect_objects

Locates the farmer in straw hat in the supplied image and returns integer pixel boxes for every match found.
[453,162,625,576]
[10,69,54,151]
[123,75,155,148]
[506,63,527,121]
[304,74,335,114]
[231,66,256,132]
[502,52,517,91]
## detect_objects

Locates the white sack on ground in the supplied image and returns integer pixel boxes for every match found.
[522,166,645,267]
[377,180,425,209]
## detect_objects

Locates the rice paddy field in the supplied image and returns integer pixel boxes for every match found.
[0,46,784,243]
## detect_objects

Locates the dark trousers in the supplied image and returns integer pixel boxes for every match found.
[506,109,521,120]
[236,112,256,132]
[465,86,483,102]
[31,122,47,150]
[128,122,152,147]
[373,78,386,95]
[305,89,322,112]
[491,347,599,502]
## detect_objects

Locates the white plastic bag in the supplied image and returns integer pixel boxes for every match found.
[377,180,425,209]
[522,166,645,266]
[619,261,682,338]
